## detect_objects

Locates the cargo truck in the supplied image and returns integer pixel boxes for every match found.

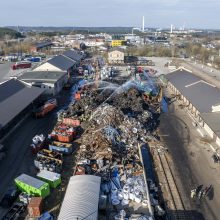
[33,98,57,118]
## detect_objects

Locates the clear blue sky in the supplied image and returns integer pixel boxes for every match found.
[0,0,219,29]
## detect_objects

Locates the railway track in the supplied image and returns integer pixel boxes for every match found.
[157,151,189,220]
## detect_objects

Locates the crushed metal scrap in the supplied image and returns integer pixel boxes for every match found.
[59,75,165,219]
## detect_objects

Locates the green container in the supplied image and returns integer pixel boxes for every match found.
[37,170,61,188]
[15,174,50,198]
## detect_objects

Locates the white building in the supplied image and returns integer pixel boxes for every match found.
[17,71,67,95]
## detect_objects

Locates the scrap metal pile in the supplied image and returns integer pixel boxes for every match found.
[67,78,163,219]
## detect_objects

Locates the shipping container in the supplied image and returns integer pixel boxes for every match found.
[15,174,50,198]
[37,170,61,188]
[28,197,43,217]
[49,141,73,155]
[63,118,80,126]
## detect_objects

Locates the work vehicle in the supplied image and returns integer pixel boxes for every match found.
[11,61,31,70]
[30,134,45,154]
[33,99,57,118]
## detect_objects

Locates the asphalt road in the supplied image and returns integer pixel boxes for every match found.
[159,95,220,220]
[0,62,12,82]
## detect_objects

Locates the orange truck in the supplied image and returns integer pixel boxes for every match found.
[34,99,57,118]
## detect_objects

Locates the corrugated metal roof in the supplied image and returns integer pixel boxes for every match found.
[47,55,76,71]
[58,175,101,220]
[63,50,83,62]
[37,170,60,181]
[16,174,46,189]
[18,71,66,82]
[166,69,220,113]
[0,79,44,128]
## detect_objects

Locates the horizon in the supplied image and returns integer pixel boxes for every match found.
[0,0,219,29]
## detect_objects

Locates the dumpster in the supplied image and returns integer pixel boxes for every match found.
[28,197,43,217]
[37,170,61,188]
[49,141,73,155]
[15,174,50,198]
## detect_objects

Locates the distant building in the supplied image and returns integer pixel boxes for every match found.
[111,40,126,47]
[31,41,54,53]
[108,49,125,64]
[17,71,68,95]
[166,68,220,146]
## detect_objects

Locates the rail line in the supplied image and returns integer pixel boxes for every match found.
[157,151,188,220]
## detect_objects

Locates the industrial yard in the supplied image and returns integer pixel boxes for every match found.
[1,17,220,220]
[0,55,220,220]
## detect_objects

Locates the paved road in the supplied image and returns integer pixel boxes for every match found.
[0,62,12,82]
[0,61,40,83]
[159,94,220,220]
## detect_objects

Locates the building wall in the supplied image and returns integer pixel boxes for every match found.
[34,63,62,72]
[203,123,214,138]
[216,136,220,146]
[108,50,124,64]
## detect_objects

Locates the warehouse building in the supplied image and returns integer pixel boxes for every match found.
[31,41,54,53]
[17,71,67,95]
[0,79,44,138]
[62,49,83,64]
[58,175,101,220]
[33,55,77,73]
[166,68,220,146]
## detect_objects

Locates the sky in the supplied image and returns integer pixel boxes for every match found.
[0,0,219,29]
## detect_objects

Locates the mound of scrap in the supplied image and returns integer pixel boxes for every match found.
[67,80,162,219]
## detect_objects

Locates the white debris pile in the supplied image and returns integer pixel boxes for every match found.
[110,175,148,207]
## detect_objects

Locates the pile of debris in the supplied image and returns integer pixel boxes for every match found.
[59,77,163,218]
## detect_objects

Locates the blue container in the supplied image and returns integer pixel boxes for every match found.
[49,141,73,155]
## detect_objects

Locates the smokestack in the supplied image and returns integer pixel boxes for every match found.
[170,24,173,34]
[142,16,145,32]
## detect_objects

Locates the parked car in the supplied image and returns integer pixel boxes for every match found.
[11,61,31,70]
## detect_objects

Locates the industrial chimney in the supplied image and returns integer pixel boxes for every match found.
[142,16,145,32]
